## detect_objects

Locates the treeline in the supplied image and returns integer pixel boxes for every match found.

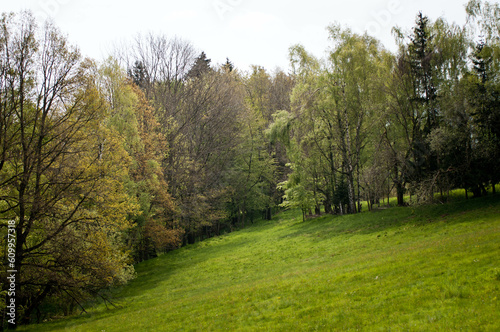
[1,0,499,326]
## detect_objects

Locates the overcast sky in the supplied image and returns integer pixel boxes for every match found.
[3,0,494,72]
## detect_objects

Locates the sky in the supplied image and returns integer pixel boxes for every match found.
[2,0,494,72]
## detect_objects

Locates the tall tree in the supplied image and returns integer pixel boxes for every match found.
[463,41,500,195]
[243,66,293,221]
[99,59,180,262]
[388,12,450,203]
[326,26,388,213]
[186,51,212,79]
[0,12,136,326]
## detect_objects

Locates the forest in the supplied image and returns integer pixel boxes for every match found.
[1,0,499,327]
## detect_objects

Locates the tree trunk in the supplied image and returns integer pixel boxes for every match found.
[5,229,23,329]
[265,206,272,220]
[347,174,356,214]
[396,181,405,206]
[324,199,332,214]
[356,164,361,213]
[22,284,52,326]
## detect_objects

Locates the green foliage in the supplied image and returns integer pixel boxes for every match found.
[266,110,293,147]
[97,58,180,262]
[0,13,137,325]
[278,164,316,221]
[186,51,212,80]
[273,26,390,216]
[466,0,500,43]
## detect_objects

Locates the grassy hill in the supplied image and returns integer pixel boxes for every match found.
[21,194,500,331]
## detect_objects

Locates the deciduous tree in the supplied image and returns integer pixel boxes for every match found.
[0,12,136,326]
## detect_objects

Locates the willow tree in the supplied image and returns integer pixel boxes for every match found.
[238,66,294,223]
[268,45,326,218]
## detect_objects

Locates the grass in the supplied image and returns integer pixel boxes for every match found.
[20,194,500,331]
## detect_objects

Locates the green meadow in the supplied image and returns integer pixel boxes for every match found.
[22,194,500,331]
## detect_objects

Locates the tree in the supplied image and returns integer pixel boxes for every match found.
[289,45,340,214]
[268,46,325,218]
[326,26,388,213]
[463,40,500,195]
[99,59,181,261]
[122,33,196,122]
[387,12,451,204]
[0,12,136,326]
[267,110,317,221]
[466,0,500,43]
[271,32,388,216]
[242,66,294,221]
[403,12,440,194]
[123,35,249,242]
[223,58,234,72]
[228,105,276,227]
[177,68,245,241]
[186,51,212,79]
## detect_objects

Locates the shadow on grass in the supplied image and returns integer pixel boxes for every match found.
[25,235,256,331]
[281,194,500,241]
[112,235,255,299]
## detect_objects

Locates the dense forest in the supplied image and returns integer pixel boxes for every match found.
[1,0,499,326]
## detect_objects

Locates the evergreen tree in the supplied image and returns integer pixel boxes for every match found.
[223,57,234,72]
[128,60,148,90]
[467,40,500,194]
[409,12,438,128]
[187,51,212,79]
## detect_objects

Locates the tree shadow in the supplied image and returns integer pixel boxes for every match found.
[280,194,500,240]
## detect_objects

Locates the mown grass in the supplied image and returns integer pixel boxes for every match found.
[20,194,500,331]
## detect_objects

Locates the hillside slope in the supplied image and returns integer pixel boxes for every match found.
[22,195,500,331]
